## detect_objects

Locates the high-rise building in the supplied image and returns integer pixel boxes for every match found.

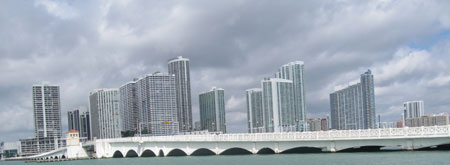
[89,89,121,139]
[21,83,63,156]
[361,70,376,129]
[199,87,226,133]
[67,107,90,139]
[168,56,193,132]
[262,78,296,133]
[246,88,264,133]
[80,111,91,139]
[119,81,138,132]
[67,107,87,132]
[403,101,425,126]
[32,83,62,138]
[275,61,307,131]
[330,70,376,130]
[136,72,179,135]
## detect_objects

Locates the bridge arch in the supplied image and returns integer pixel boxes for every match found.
[61,155,66,159]
[281,147,323,154]
[191,148,216,156]
[141,150,156,157]
[338,145,384,152]
[125,150,139,157]
[158,150,164,157]
[167,149,187,156]
[220,147,252,155]
[113,150,124,158]
[257,148,275,154]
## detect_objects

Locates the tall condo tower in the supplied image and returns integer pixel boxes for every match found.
[136,72,179,135]
[361,70,376,129]
[168,56,193,132]
[80,111,91,139]
[199,87,226,133]
[275,61,307,131]
[403,101,425,126]
[246,88,264,133]
[119,81,138,132]
[330,69,376,130]
[32,83,62,138]
[262,78,296,133]
[89,89,121,139]
[67,108,81,131]
[68,107,90,139]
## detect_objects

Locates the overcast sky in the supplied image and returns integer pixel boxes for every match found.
[1,0,450,142]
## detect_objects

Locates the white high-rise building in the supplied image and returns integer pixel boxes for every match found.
[89,89,121,139]
[275,61,307,131]
[136,72,179,135]
[199,87,226,133]
[330,70,376,130]
[262,78,296,133]
[168,56,193,132]
[32,83,62,138]
[119,81,138,132]
[246,88,264,133]
[403,101,425,126]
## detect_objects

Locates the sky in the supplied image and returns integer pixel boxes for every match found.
[1,0,450,142]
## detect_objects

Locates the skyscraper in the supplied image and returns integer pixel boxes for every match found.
[119,81,138,132]
[32,83,62,138]
[403,101,425,126]
[361,70,376,129]
[168,56,193,132]
[262,78,296,133]
[136,72,179,135]
[275,61,307,131]
[89,89,121,139]
[68,107,89,139]
[246,88,264,133]
[67,109,80,131]
[199,87,226,133]
[330,69,376,130]
[20,83,64,156]
[80,111,91,139]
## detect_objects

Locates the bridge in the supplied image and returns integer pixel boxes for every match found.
[5,141,94,161]
[96,125,450,158]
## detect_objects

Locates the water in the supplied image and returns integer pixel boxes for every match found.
[1,151,450,165]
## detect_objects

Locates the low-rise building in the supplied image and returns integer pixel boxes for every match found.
[1,141,22,159]
[19,137,66,156]
[405,114,450,127]
[379,122,396,128]
[307,118,328,132]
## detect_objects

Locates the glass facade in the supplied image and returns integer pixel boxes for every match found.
[275,61,307,131]
[262,78,296,133]
[246,88,264,133]
[199,87,226,133]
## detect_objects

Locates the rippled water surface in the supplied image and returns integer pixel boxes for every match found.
[2,151,450,165]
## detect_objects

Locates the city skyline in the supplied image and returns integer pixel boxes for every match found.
[2,0,450,142]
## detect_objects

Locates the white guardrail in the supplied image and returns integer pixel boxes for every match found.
[101,125,450,143]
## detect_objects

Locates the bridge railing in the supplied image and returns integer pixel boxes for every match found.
[99,125,450,143]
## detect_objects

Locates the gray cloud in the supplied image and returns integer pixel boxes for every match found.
[1,0,450,142]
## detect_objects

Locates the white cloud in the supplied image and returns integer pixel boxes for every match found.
[226,95,245,111]
[35,0,78,20]
[427,75,450,87]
